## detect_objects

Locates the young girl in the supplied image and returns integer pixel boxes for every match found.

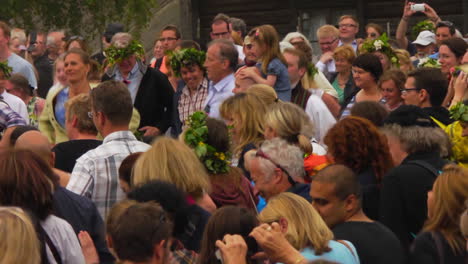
[237,25,292,101]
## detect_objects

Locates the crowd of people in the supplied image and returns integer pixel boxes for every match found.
[0,1,468,264]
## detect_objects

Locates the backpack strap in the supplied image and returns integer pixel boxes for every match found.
[38,224,63,264]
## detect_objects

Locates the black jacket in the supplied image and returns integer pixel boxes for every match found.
[329,72,357,109]
[422,106,453,126]
[380,152,448,253]
[103,63,174,132]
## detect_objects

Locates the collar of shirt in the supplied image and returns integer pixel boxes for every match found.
[338,39,358,51]
[212,73,235,93]
[103,130,138,144]
[182,77,209,97]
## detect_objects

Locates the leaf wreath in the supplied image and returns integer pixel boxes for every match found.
[104,39,145,66]
[184,111,231,174]
[168,48,206,77]
[449,102,468,123]
[412,20,435,40]
[361,33,400,67]
[0,61,13,78]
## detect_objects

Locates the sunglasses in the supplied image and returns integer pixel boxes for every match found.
[255,149,296,186]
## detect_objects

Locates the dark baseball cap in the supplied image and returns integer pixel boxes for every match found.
[104,23,124,40]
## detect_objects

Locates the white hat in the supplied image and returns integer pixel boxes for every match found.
[412,30,436,46]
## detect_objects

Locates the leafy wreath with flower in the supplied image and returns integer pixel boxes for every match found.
[168,48,206,78]
[0,61,12,78]
[104,40,145,66]
[449,102,468,123]
[361,33,399,67]
[417,57,441,68]
[412,20,435,40]
[184,111,231,174]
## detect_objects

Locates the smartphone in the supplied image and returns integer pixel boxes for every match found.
[27,32,37,53]
[410,4,425,12]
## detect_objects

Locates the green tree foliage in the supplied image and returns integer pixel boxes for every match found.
[0,0,158,39]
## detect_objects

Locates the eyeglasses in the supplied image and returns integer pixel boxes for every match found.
[339,24,357,28]
[255,149,296,186]
[400,88,421,94]
[159,37,178,42]
[319,38,338,46]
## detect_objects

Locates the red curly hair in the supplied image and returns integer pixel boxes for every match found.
[324,116,393,183]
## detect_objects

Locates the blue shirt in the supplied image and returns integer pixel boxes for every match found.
[429,52,439,59]
[339,39,358,52]
[54,87,69,128]
[8,53,38,89]
[114,62,144,104]
[301,240,360,264]
[204,73,235,119]
[257,58,291,101]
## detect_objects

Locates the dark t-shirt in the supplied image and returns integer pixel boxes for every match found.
[52,139,102,173]
[333,221,405,264]
[410,231,466,264]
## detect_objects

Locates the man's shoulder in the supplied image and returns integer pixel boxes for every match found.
[8,53,32,67]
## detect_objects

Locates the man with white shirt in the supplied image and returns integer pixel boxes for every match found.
[0,63,29,124]
[203,39,238,119]
[210,13,245,61]
[0,22,37,90]
[283,48,336,143]
[338,15,359,52]
[316,25,340,81]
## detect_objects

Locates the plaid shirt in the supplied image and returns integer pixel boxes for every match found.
[0,98,27,131]
[67,131,150,219]
[178,78,209,126]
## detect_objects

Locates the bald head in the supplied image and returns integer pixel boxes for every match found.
[313,164,361,201]
[15,131,53,164]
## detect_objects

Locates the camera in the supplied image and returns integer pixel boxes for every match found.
[410,3,425,12]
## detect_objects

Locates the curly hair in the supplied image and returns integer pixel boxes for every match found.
[324,116,393,182]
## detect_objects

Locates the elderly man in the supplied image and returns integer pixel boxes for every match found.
[210,13,245,61]
[67,81,150,219]
[249,138,311,202]
[0,22,37,90]
[310,165,405,264]
[316,25,340,79]
[102,32,174,138]
[46,31,66,61]
[203,39,238,119]
[380,105,450,252]
[411,30,436,63]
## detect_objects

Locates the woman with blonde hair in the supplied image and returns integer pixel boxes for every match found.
[258,193,359,263]
[220,93,268,178]
[0,207,41,264]
[132,136,215,212]
[394,49,414,73]
[410,164,468,263]
[244,84,278,106]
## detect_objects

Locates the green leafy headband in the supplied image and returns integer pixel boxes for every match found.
[184,111,231,174]
[449,102,468,123]
[0,61,12,78]
[361,33,399,67]
[412,20,435,40]
[417,58,441,68]
[168,48,206,77]
[104,40,145,66]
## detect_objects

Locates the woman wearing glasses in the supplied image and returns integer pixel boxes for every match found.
[365,23,383,40]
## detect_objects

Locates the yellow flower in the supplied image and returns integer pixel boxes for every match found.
[198,142,204,146]
[219,153,225,161]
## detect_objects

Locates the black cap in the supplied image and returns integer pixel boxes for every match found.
[104,23,124,41]
[384,105,437,127]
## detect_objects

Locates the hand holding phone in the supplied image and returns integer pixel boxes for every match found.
[410,3,425,12]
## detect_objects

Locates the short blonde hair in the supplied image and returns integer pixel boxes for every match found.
[316,25,340,39]
[65,93,98,135]
[220,93,268,156]
[339,15,359,27]
[10,28,27,45]
[0,207,40,264]
[264,102,314,154]
[132,137,211,199]
[258,193,333,254]
[244,84,278,106]
[333,45,356,64]
[394,49,414,72]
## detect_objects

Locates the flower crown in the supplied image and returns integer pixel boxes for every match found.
[168,48,206,77]
[0,61,12,78]
[412,20,435,40]
[184,111,231,174]
[450,102,468,123]
[361,33,399,67]
[104,39,145,66]
[417,57,440,68]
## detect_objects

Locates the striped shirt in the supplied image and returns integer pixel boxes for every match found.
[178,78,209,126]
[67,131,150,219]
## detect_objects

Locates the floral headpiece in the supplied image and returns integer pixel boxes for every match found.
[168,48,206,77]
[449,102,468,123]
[104,40,145,66]
[412,20,435,40]
[0,61,12,78]
[417,57,441,68]
[184,111,231,174]
[361,33,399,67]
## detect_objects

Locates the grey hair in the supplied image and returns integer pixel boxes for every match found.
[381,124,451,157]
[282,32,312,50]
[257,138,305,181]
[111,32,133,49]
[208,39,238,72]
